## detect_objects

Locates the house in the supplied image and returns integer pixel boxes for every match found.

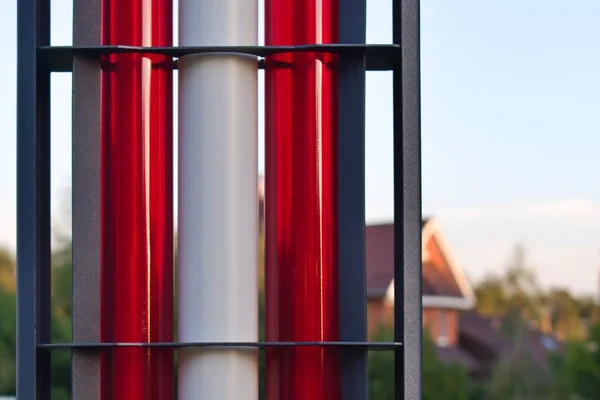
[366,218,479,373]
[365,217,560,378]
[256,178,558,375]
[458,311,561,379]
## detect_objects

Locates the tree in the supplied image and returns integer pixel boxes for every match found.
[503,244,543,322]
[50,308,72,400]
[545,289,585,341]
[551,324,600,399]
[475,274,508,316]
[0,287,16,395]
[368,325,470,400]
[48,241,73,400]
[368,326,395,400]
[474,244,544,324]
[0,248,15,293]
[483,308,559,400]
[422,333,470,400]
[485,352,557,400]
[0,243,73,398]
[51,241,72,318]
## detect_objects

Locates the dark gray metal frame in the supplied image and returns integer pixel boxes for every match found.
[71,0,103,398]
[337,0,368,398]
[16,0,52,399]
[394,0,422,399]
[16,0,421,398]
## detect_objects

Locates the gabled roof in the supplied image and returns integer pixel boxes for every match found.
[366,217,475,310]
[459,312,560,371]
[422,261,462,297]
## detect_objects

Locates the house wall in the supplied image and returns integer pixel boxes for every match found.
[367,299,459,347]
[423,307,459,347]
[367,298,393,337]
[424,232,461,346]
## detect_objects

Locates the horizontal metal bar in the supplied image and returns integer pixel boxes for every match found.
[39,341,403,350]
[38,44,400,72]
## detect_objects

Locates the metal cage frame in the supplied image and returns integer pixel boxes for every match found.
[16,0,421,398]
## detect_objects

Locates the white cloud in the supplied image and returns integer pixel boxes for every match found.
[440,198,600,227]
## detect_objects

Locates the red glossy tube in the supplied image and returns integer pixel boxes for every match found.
[264,0,340,399]
[100,0,173,399]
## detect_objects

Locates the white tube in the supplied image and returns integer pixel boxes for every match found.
[178,0,258,397]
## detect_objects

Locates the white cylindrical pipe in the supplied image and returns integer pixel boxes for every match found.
[178,0,258,398]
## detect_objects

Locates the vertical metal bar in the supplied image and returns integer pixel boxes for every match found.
[71,0,103,398]
[16,0,52,398]
[393,0,422,399]
[337,0,368,398]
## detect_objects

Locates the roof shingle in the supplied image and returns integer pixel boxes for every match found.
[366,221,464,299]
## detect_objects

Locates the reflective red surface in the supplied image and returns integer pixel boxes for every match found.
[101,0,173,399]
[265,0,340,399]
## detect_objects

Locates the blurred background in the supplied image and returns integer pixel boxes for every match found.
[2,0,600,399]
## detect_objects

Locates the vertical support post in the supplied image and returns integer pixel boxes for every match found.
[264,0,341,399]
[393,0,422,399]
[16,0,52,399]
[337,0,368,398]
[177,0,259,399]
[100,0,174,399]
[71,0,103,398]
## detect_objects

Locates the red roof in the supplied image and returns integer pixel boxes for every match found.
[422,261,462,297]
[365,221,464,299]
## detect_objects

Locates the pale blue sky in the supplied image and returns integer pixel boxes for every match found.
[1,1,600,294]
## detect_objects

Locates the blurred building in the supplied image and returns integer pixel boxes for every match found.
[365,218,560,378]
[256,179,559,378]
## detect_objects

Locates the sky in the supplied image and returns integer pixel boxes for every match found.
[1,1,600,294]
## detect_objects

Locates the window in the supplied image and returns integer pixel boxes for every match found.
[437,311,449,347]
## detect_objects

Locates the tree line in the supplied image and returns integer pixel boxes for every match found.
[1,242,600,399]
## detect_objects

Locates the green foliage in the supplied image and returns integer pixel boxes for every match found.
[51,242,72,318]
[368,327,394,400]
[475,244,591,341]
[368,325,470,400]
[544,289,586,340]
[551,324,600,400]
[0,243,73,398]
[4,236,600,400]
[50,312,72,400]
[0,249,15,293]
[483,307,560,400]
[475,244,542,321]
[475,276,508,317]
[422,334,470,400]
[485,353,556,400]
[0,287,16,395]
[49,242,73,399]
